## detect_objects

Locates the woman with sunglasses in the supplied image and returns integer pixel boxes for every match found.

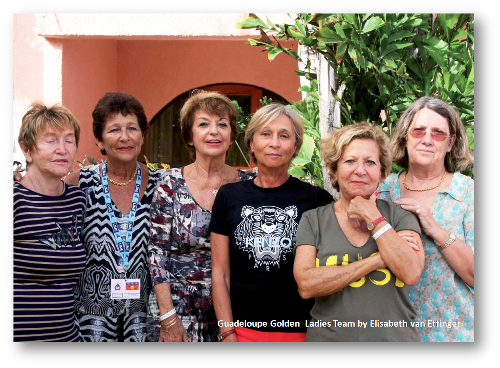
[378,97,474,342]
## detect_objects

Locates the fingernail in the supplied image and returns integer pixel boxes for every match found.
[375,192,379,197]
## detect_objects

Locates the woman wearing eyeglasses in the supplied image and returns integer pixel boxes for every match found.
[378,97,474,342]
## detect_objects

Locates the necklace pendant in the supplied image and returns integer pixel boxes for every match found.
[212,189,218,196]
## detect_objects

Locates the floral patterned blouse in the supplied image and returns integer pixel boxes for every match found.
[378,172,474,342]
[147,167,254,342]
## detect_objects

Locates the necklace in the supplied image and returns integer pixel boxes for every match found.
[195,161,226,196]
[107,163,138,186]
[403,171,447,192]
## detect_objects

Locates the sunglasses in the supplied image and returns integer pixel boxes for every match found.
[408,127,451,142]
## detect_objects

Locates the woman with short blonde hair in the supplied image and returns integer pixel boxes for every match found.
[294,121,424,342]
[211,103,333,342]
[14,102,86,341]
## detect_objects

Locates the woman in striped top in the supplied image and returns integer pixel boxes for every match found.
[14,102,86,342]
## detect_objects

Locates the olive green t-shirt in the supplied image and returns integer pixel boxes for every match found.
[296,199,421,342]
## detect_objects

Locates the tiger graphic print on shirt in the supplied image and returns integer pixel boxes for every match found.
[234,205,298,271]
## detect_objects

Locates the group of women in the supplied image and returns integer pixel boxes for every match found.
[13,89,474,342]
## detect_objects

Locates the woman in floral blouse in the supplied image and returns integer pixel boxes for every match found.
[147,91,253,342]
[378,97,474,342]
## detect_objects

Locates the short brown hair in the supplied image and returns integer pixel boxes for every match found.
[92,92,148,155]
[390,97,474,172]
[320,122,392,190]
[244,103,304,165]
[18,101,81,154]
[179,90,238,160]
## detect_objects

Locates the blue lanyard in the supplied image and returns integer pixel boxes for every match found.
[101,160,142,267]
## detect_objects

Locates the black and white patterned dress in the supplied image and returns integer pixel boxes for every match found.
[147,167,254,342]
[74,164,163,342]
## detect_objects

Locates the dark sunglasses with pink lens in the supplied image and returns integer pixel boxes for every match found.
[408,127,452,142]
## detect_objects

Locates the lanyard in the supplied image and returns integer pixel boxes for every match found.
[101,160,142,267]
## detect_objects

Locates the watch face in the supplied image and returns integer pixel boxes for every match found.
[367,223,374,231]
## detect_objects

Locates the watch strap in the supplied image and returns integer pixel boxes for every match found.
[219,328,236,341]
[368,216,386,231]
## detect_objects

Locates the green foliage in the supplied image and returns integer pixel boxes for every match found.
[287,81,324,187]
[238,13,474,176]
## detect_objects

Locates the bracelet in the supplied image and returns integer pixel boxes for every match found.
[372,223,392,240]
[220,329,236,341]
[159,308,177,322]
[437,233,456,251]
[160,315,179,330]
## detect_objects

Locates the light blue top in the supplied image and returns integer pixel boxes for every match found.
[378,172,474,342]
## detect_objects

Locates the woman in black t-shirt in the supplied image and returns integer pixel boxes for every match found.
[210,103,333,342]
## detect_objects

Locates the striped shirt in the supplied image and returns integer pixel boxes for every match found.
[14,182,86,342]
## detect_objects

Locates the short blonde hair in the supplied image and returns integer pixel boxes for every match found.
[320,122,392,190]
[244,103,304,165]
[179,90,238,160]
[18,101,81,154]
[391,97,474,172]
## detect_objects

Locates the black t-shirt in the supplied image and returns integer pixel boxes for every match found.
[210,176,334,332]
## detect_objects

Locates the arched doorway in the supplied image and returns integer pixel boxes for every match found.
[140,83,289,168]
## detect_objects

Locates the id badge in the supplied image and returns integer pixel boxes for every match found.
[110,279,141,299]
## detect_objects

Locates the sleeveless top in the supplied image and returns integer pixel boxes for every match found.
[74,164,163,317]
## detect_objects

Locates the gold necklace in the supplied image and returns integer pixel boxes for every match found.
[108,164,138,186]
[403,171,447,192]
[195,161,225,196]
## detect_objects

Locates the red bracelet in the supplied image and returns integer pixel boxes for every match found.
[221,329,236,340]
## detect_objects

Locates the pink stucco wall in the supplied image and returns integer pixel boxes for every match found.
[13,14,302,169]
[117,39,301,124]
[61,39,118,165]
[13,14,45,160]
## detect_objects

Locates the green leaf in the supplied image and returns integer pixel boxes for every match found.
[298,85,312,93]
[291,157,311,166]
[387,30,416,43]
[361,16,385,34]
[451,28,468,43]
[236,14,267,29]
[381,42,413,58]
[437,13,460,30]
[86,155,97,165]
[334,23,346,38]
[295,20,307,36]
[314,26,344,43]
[268,47,282,61]
[336,42,348,63]
[294,69,318,80]
[423,45,446,67]
[300,135,315,160]
[348,46,359,66]
[342,14,357,26]
[287,28,304,40]
[288,166,306,177]
[282,47,301,60]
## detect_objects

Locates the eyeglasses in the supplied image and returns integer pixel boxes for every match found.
[408,127,451,142]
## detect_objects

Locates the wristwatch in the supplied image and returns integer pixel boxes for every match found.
[218,328,236,341]
[367,216,386,231]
